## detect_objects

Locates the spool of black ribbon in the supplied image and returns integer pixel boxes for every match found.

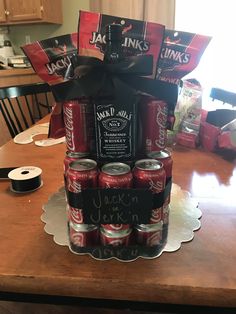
[8,166,43,193]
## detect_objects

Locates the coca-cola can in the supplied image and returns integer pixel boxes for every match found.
[66,159,98,225]
[135,222,163,246]
[148,149,172,208]
[67,159,98,193]
[64,151,89,174]
[99,162,132,230]
[100,227,132,246]
[63,100,93,154]
[67,205,84,224]
[147,149,173,178]
[99,162,133,188]
[141,96,168,153]
[133,159,166,224]
[69,223,99,248]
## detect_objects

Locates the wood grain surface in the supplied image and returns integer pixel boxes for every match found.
[0,119,236,308]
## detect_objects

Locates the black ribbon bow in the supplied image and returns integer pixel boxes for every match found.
[51,54,178,109]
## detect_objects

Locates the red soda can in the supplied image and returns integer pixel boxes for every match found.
[100,227,132,246]
[67,205,84,224]
[67,159,98,192]
[69,223,99,248]
[63,100,92,154]
[99,162,132,231]
[64,151,89,174]
[135,222,163,246]
[147,149,173,178]
[67,159,98,225]
[141,96,168,153]
[99,162,133,188]
[133,159,166,224]
[148,149,173,211]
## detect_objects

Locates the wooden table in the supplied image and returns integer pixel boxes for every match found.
[0,128,236,310]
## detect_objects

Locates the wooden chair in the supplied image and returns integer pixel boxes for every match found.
[0,82,53,138]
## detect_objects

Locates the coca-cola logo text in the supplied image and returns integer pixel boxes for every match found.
[64,106,75,151]
[155,103,168,148]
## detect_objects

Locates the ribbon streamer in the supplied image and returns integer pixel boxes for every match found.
[51,54,178,107]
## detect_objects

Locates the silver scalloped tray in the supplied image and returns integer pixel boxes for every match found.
[41,183,201,262]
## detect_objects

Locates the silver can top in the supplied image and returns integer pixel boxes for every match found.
[66,151,89,158]
[135,159,163,171]
[147,149,171,160]
[69,159,97,171]
[100,227,132,237]
[135,221,163,232]
[101,162,131,176]
[70,222,98,232]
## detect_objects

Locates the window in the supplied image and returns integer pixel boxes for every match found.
[175,0,236,94]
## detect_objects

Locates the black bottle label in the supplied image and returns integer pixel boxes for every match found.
[94,102,136,160]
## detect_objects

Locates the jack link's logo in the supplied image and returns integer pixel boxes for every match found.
[46,55,72,75]
[159,31,191,68]
[89,18,150,54]
[160,47,190,64]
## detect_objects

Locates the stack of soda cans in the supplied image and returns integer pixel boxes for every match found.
[64,146,173,255]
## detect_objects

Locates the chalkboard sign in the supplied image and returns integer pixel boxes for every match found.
[66,179,172,224]
[82,188,153,224]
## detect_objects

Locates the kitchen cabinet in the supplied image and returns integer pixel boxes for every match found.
[0,0,62,25]
[0,0,6,22]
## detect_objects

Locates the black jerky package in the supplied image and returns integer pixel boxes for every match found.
[156,29,212,85]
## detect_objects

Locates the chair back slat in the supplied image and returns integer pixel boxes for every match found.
[4,98,23,133]
[24,95,35,125]
[0,83,53,142]
[34,93,43,119]
[15,97,30,129]
[0,100,16,138]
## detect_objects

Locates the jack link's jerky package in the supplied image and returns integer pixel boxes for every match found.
[22,33,77,85]
[156,29,212,84]
[78,10,165,77]
[22,34,78,138]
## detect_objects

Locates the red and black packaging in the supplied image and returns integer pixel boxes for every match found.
[156,29,211,85]
[22,33,77,85]
[78,10,165,77]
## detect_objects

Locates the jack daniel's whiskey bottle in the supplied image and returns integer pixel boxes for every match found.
[94,24,137,161]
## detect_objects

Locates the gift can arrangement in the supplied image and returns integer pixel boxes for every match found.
[22,10,211,261]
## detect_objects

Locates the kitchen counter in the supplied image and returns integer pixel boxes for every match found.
[0,68,42,87]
